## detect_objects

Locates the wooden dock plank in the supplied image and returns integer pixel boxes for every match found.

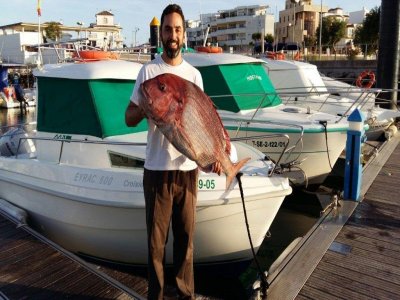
[266,134,400,299]
[316,260,400,296]
[0,213,143,299]
[308,267,396,300]
[342,223,400,243]
[294,135,400,299]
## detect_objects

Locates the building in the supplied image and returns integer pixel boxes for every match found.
[186,5,275,51]
[275,0,328,48]
[0,10,124,65]
[349,7,370,25]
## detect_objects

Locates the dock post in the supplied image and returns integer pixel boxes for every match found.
[149,17,160,60]
[344,108,366,201]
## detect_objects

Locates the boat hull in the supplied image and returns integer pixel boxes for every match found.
[220,107,348,187]
[0,157,291,265]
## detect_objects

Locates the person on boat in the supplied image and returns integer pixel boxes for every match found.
[125,4,222,299]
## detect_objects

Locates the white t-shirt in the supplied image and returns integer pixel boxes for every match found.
[130,55,204,171]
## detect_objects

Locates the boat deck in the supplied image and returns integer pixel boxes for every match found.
[267,133,400,299]
[0,212,144,300]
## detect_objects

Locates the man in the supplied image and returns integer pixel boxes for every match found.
[125,4,221,299]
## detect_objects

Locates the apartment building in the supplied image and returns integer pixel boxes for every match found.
[186,5,275,51]
[275,0,328,46]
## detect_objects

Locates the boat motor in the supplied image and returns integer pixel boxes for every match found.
[0,128,36,157]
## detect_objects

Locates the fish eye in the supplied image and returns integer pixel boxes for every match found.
[159,83,166,91]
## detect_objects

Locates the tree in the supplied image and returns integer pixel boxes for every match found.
[316,16,346,53]
[252,32,262,41]
[304,35,316,48]
[353,7,380,56]
[44,22,62,42]
[264,33,274,44]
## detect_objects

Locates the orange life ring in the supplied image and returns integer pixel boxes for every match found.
[356,70,376,88]
[266,51,276,59]
[72,50,120,61]
[266,51,285,60]
[196,46,223,54]
[3,87,16,100]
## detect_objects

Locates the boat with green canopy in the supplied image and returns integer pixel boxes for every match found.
[183,52,349,187]
[0,59,291,266]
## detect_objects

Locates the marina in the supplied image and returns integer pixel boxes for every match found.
[0,49,398,299]
[0,2,399,297]
[0,106,399,299]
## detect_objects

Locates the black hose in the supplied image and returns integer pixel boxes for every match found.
[236,172,269,298]
[319,120,333,170]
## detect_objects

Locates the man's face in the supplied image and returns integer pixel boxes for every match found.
[161,12,185,59]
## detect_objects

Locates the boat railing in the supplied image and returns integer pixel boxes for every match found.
[221,116,303,168]
[230,133,290,176]
[273,85,387,119]
[12,133,290,177]
[209,92,304,167]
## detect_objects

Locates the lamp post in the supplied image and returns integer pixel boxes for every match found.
[133,27,139,47]
[319,0,322,60]
[291,0,299,44]
[76,21,84,39]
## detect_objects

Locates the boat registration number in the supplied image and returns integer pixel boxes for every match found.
[251,140,286,148]
[198,179,215,190]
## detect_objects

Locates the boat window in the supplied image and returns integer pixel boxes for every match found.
[109,151,144,169]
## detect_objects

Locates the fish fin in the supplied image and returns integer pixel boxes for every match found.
[226,157,251,191]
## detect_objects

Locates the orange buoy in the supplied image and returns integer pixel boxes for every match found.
[265,51,285,60]
[196,46,223,54]
[73,50,120,61]
[355,70,376,88]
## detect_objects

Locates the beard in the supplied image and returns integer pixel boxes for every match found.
[162,38,183,59]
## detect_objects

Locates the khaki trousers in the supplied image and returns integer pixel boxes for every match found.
[143,168,198,300]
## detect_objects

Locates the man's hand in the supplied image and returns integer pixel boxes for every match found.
[211,161,223,175]
[125,101,145,127]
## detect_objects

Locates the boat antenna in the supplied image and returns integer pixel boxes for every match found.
[36,0,43,68]
[203,24,210,47]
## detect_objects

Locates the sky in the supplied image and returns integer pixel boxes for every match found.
[0,0,381,46]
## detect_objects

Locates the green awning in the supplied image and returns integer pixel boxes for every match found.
[197,63,281,112]
[37,77,147,138]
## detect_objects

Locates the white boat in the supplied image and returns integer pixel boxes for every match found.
[183,52,349,187]
[0,60,292,265]
[0,66,36,109]
[0,85,36,108]
[261,58,400,140]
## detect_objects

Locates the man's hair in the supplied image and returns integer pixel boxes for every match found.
[161,4,186,31]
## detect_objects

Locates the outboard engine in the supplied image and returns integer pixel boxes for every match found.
[0,128,36,157]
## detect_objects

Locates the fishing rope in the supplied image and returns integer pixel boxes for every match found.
[236,172,269,298]
[319,121,333,170]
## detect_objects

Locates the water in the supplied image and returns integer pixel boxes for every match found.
[0,106,36,133]
[0,107,322,299]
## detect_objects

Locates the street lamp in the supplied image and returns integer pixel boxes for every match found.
[291,0,299,44]
[319,0,323,60]
[76,21,84,39]
[133,27,139,47]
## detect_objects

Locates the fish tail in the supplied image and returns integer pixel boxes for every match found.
[226,157,251,190]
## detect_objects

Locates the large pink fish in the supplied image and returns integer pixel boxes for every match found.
[140,73,250,190]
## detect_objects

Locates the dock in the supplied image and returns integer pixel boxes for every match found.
[0,211,145,299]
[267,133,400,299]
[1,133,400,299]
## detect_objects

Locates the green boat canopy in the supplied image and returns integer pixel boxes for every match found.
[37,77,147,138]
[34,60,146,139]
[196,63,281,112]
